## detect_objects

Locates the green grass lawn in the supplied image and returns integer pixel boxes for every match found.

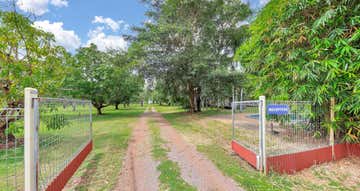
[154,105,357,191]
[64,105,145,191]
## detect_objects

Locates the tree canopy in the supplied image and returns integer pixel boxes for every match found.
[132,0,251,112]
[0,10,68,107]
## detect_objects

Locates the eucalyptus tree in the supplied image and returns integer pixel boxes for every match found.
[236,0,360,142]
[133,0,251,112]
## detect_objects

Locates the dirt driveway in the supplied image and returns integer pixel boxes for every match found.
[115,109,159,191]
[115,108,243,191]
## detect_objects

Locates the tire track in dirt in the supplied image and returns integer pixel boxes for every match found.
[114,108,159,191]
[151,107,243,191]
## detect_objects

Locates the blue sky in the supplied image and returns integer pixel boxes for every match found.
[10,0,267,52]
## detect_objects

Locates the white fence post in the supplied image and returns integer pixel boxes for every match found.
[24,88,38,191]
[259,96,266,174]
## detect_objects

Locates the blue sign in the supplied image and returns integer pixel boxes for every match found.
[267,104,289,115]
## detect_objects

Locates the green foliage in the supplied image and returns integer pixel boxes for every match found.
[5,119,24,138]
[65,45,144,114]
[43,114,69,130]
[133,0,251,112]
[236,0,360,142]
[0,11,69,107]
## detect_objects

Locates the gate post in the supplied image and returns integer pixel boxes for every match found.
[24,88,38,191]
[259,96,266,174]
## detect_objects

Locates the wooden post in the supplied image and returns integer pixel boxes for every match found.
[330,97,335,160]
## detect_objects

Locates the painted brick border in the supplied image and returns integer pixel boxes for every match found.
[231,141,258,168]
[232,141,360,174]
[45,141,93,191]
[266,143,359,174]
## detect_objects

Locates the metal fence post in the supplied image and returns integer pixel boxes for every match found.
[24,88,38,191]
[240,88,243,111]
[259,96,266,174]
[232,87,235,140]
[330,97,335,160]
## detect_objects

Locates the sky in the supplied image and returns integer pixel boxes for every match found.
[7,0,268,53]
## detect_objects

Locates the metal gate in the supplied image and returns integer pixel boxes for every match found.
[0,88,93,191]
[232,96,328,174]
[232,96,266,172]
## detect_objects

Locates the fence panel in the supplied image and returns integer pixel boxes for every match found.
[36,98,92,190]
[0,108,25,191]
[265,100,328,157]
[233,101,261,154]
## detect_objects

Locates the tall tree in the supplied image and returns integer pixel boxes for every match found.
[133,0,251,112]
[67,44,113,115]
[108,50,144,109]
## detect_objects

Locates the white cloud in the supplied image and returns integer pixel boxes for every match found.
[17,0,49,16]
[92,16,120,32]
[16,0,68,16]
[92,16,130,32]
[33,20,81,51]
[86,27,127,51]
[50,0,68,7]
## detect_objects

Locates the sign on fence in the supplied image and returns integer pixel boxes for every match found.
[267,104,289,115]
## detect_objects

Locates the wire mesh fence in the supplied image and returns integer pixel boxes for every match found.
[0,108,25,191]
[36,98,92,190]
[266,101,329,156]
[232,101,261,155]
[232,97,333,173]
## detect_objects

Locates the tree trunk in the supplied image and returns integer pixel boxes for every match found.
[96,107,103,115]
[187,82,196,113]
[115,103,119,110]
[196,87,201,112]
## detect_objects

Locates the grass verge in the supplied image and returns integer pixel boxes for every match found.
[148,119,196,191]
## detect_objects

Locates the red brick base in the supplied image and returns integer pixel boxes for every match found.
[231,141,258,169]
[232,141,360,174]
[45,141,93,191]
